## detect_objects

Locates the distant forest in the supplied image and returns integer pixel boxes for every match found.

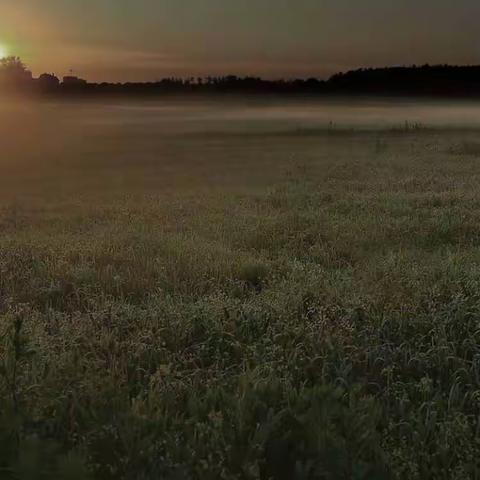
[2,56,480,97]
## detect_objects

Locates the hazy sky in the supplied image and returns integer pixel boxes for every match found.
[1,0,480,81]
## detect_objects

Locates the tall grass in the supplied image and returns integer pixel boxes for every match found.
[1,126,480,478]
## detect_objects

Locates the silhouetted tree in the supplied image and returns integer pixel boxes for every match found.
[38,73,60,92]
[0,57,32,88]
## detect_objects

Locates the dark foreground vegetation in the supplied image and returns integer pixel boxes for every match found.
[1,106,480,479]
[3,56,480,97]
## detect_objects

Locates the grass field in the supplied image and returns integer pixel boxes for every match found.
[1,99,480,479]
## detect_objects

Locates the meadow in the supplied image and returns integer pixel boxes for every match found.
[1,97,480,479]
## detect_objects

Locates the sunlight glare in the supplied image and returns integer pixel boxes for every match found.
[0,44,8,59]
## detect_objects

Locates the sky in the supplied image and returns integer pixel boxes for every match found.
[1,0,480,82]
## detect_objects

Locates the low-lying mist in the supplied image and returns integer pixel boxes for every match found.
[1,95,480,201]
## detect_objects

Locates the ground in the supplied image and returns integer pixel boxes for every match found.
[1,99,480,479]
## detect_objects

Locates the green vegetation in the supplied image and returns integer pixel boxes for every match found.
[1,110,480,478]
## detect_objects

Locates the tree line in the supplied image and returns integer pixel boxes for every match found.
[2,56,480,97]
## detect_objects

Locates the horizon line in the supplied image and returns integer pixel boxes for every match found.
[4,56,480,84]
